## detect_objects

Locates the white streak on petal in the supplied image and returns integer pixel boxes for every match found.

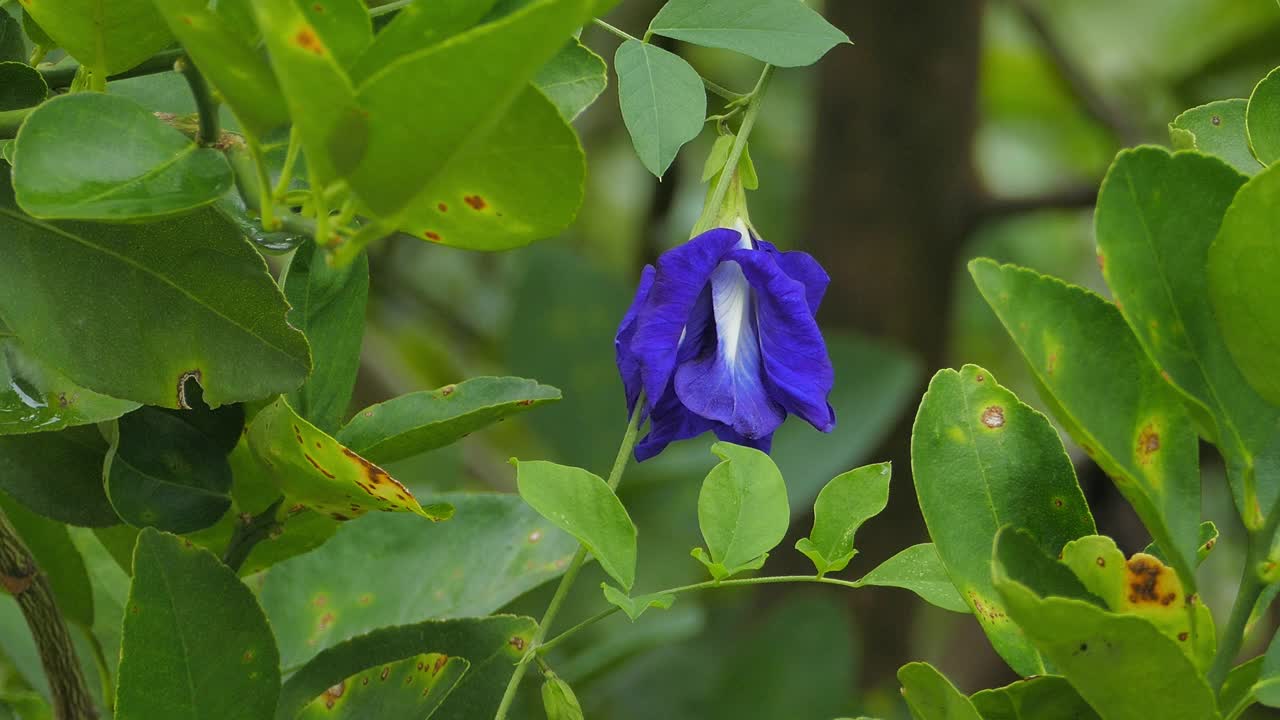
[710,259,754,367]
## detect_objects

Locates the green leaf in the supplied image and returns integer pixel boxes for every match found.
[1222,656,1263,718]
[0,13,24,62]
[246,397,451,522]
[794,462,891,575]
[295,653,468,720]
[0,336,138,435]
[0,178,311,409]
[648,0,851,68]
[969,676,1100,720]
[150,0,290,135]
[0,427,119,527]
[275,616,536,720]
[993,569,1218,719]
[352,0,500,81]
[298,0,372,69]
[1095,147,1279,523]
[284,240,369,434]
[911,364,1095,675]
[854,543,968,613]
[1255,626,1280,707]
[338,377,561,463]
[12,93,233,220]
[1169,100,1262,175]
[260,493,576,668]
[601,583,675,621]
[104,406,234,534]
[514,458,637,590]
[541,672,584,720]
[897,662,983,720]
[116,529,280,720]
[1208,162,1280,409]
[970,259,1202,590]
[535,39,608,121]
[0,495,94,629]
[1248,68,1280,166]
[0,62,46,111]
[22,0,171,74]
[993,527,1102,605]
[694,442,789,580]
[614,39,706,178]
[1143,520,1218,567]
[20,10,55,50]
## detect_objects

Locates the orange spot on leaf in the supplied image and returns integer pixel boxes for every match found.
[464,195,487,210]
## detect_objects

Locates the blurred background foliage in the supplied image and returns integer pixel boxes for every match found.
[6,0,1280,718]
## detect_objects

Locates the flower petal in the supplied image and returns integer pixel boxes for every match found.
[757,239,830,313]
[630,228,743,410]
[727,248,836,432]
[615,264,656,413]
[634,384,718,462]
[674,258,786,440]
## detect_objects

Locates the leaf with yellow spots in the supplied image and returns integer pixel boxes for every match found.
[246,397,453,523]
[1060,535,1215,671]
[294,653,468,720]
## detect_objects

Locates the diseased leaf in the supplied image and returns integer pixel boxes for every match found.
[911,364,1095,676]
[116,529,280,720]
[1169,100,1262,175]
[284,240,369,434]
[0,176,311,409]
[338,377,561,463]
[648,0,851,68]
[1248,68,1280,166]
[969,676,1100,720]
[897,662,983,720]
[0,427,119,527]
[275,616,536,720]
[614,39,706,178]
[0,62,47,111]
[970,259,1201,590]
[694,442,789,580]
[0,336,138,435]
[535,39,607,121]
[794,462,890,575]
[514,458,637,590]
[246,397,451,522]
[298,0,372,69]
[295,653,468,720]
[260,493,575,668]
[993,527,1102,606]
[22,0,171,74]
[602,584,676,621]
[854,543,968,613]
[13,93,233,220]
[1143,520,1218,567]
[351,0,500,82]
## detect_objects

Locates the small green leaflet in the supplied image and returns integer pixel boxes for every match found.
[693,442,789,580]
[614,39,706,178]
[648,0,850,68]
[794,462,891,576]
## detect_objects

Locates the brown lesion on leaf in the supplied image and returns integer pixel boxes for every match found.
[980,405,1005,429]
[1137,424,1161,465]
[509,636,527,652]
[464,195,488,210]
[1046,352,1057,376]
[380,666,391,681]
[303,453,336,479]
[1125,554,1178,606]
[294,26,327,56]
[177,370,202,409]
[432,655,448,674]
[341,447,416,502]
[440,384,456,397]
[968,591,1007,622]
[322,680,344,709]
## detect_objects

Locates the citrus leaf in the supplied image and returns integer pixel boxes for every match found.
[295,653,468,720]
[535,39,607,121]
[898,662,983,720]
[22,0,171,74]
[0,427,119,527]
[1248,67,1280,165]
[0,336,138,435]
[1169,100,1261,175]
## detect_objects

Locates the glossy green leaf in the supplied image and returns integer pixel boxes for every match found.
[150,0,289,135]
[284,240,369,434]
[911,364,1095,675]
[693,442,789,580]
[12,93,233,220]
[338,377,561,464]
[0,336,138,435]
[648,0,851,68]
[22,0,171,74]
[0,178,311,409]
[614,39,705,178]
[1170,100,1262,175]
[601,583,676,621]
[1143,520,1218,567]
[541,672,584,720]
[897,662,983,720]
[260,493,575,668]
[1222,656,1263,718]
[853,543,967,613]
[993,571,1218,719]
[20,10,55,50]
[116,529,280,720]
[0,427,118,527]
[0,495,94,629]
[275,616,536,720]
[970,259,1201,589]
[346,0,587,218]
[536,39,607,121]
[1248,68,1280,166]
[352,0,501,82]
[993,527,1101,606]
[1255,627,1280,707]
[295,653,468,720]
[969,676,1100,720]
[0,62,46,111]
[1208,162,1280,409]
[0,13,23,61]
[514,458,637,590]
[246,397,450,522]
[104,406,234,534]
[1095,147,1278,522]
[794,462,891,575]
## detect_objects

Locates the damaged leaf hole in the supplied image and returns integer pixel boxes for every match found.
[981,405,1005,429]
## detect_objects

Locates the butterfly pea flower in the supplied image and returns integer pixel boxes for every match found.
[616,219,835,461]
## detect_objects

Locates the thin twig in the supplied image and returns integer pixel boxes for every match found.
[37,49,184,91]
[591,19,747,102]
[175,56,220,148]
[970,183,1099,228]
[221,498,285,573]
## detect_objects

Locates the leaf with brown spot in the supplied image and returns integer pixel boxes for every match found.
[246,398,452,523]
[295,653,467,720]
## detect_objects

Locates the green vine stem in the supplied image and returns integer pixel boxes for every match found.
[224,141,319,238]
[174,56,220,148]
[36,49,185,91]
[0,507,97,720]
[493,399,646,720]
[272,128,302,202]
[692,64,773,235]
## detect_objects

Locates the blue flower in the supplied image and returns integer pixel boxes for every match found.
[616,219,835,461]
